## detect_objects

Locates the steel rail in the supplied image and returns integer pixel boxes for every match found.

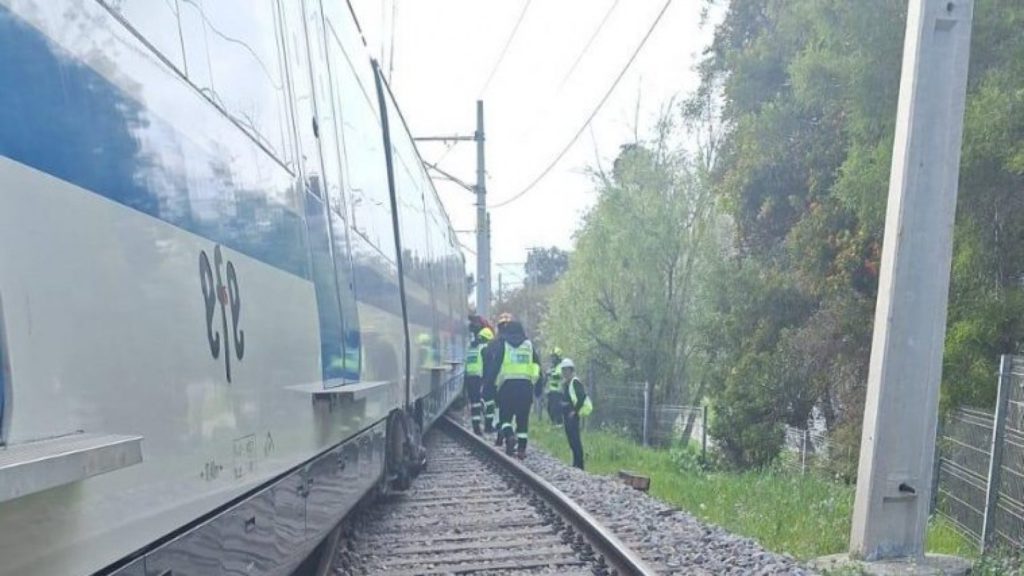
[439,415,659,576]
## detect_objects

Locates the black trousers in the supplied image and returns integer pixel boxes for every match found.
[482,381,497,432]
[546,391,563,424]
[564,413,584,469]
[465,375,483,427]
[498,380,533,450]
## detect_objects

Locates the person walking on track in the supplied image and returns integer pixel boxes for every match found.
[545,348,564,425]
[559,359,592,470]
[464,326,493,435]
[483,313,542,459]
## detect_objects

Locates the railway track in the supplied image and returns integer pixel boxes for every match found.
[327,417,655,576]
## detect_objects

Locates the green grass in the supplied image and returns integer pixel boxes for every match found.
[528,419,977,561]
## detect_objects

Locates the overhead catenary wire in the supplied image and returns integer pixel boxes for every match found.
[491,0,674,209]
[478,0,533,97]
[555,0,620,92]
[387,0,398,82]
[505,0,620,176]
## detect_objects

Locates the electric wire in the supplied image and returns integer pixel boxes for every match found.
[504,0,620,179]
[555,0,620,92]
[478,0,533,96]
[387,0,397,82]
[491,0,674,209]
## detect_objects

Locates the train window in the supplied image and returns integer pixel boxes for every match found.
[388,117,430,272]
[393,150,429,284]
[304,3,348,220]
[176,0,293,167]
[322,9,395,260]
[277,2,320,192]
[103,0,187,72]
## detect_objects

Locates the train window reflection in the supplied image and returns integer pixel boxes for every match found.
[324,16,394,260]
[105,0,187,71]
[176,0,292,167]
[306,4,347,220]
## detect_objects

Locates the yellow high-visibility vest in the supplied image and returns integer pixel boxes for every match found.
[566,377,593,417]
[547,367,563,392]
[465,341,486,377]
[497,340,539,388]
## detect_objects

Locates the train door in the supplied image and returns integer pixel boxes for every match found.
[304,0,362,383]
[281,0,359,387]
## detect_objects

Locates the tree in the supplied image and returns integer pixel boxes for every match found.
[524,247,570,286]
[545,119,726,432]
[692,0,1024,474]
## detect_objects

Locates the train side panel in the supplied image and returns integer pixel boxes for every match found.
[0,0,466,574]
[0,1,394,574]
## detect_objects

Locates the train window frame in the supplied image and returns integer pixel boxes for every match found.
[322,13,395,261]
[100,0,188,73]
[175,0,294,169]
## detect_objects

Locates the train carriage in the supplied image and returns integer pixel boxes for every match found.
[0,0,466,574]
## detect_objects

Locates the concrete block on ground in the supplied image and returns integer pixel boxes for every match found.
[811,553,970,575]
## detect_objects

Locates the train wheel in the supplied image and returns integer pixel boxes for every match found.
[384,410,412,492]
[409,401,427,475]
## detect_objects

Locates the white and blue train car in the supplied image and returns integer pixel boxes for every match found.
[0,1,467,574]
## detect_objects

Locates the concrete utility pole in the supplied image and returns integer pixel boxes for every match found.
[475,101,491,317]
[849,0,973,566]
[415,100,491,317]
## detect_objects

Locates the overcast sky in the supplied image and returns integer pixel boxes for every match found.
[349,0,721,293]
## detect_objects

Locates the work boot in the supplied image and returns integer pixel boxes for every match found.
[472,421,482,435]
[505,435,515,456]
[516,446,526,460]
[494,434,504,448]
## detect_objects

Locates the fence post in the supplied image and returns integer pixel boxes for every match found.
[642,381,650,447]
[981,354,1012,552]
[701,404,708,464]
[929,417,943,515]
[801,429,809,475]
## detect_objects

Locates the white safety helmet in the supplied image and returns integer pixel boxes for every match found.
[559,358,575,370]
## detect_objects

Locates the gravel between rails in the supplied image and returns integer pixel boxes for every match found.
[333,431,627,575]
[512,432,819,575]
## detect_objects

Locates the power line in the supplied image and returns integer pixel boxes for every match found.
[505,0,620,173]
[555,0,620,92]
[387,0,398,82]
[491,0,674,209]
[479,0,533,97]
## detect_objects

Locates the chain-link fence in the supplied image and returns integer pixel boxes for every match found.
[935,406,992,544]
[782,425,830,475]
[935,354,1024,552]
[584,378,706,451]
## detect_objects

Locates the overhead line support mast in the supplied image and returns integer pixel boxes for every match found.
[415,100,491,317]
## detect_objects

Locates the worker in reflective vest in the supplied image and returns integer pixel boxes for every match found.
[545,348,564,425]
[559,358,592,470]
[464,326,493,435]
[478,320,499,434]
[482,313,542,459]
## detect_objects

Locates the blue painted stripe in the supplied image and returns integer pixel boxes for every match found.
[0,7,310,280]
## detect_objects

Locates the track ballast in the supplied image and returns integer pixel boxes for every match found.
[329,419,654,576]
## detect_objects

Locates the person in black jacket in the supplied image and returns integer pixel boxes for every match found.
[559,359,588,470]
[482,313,543,458]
